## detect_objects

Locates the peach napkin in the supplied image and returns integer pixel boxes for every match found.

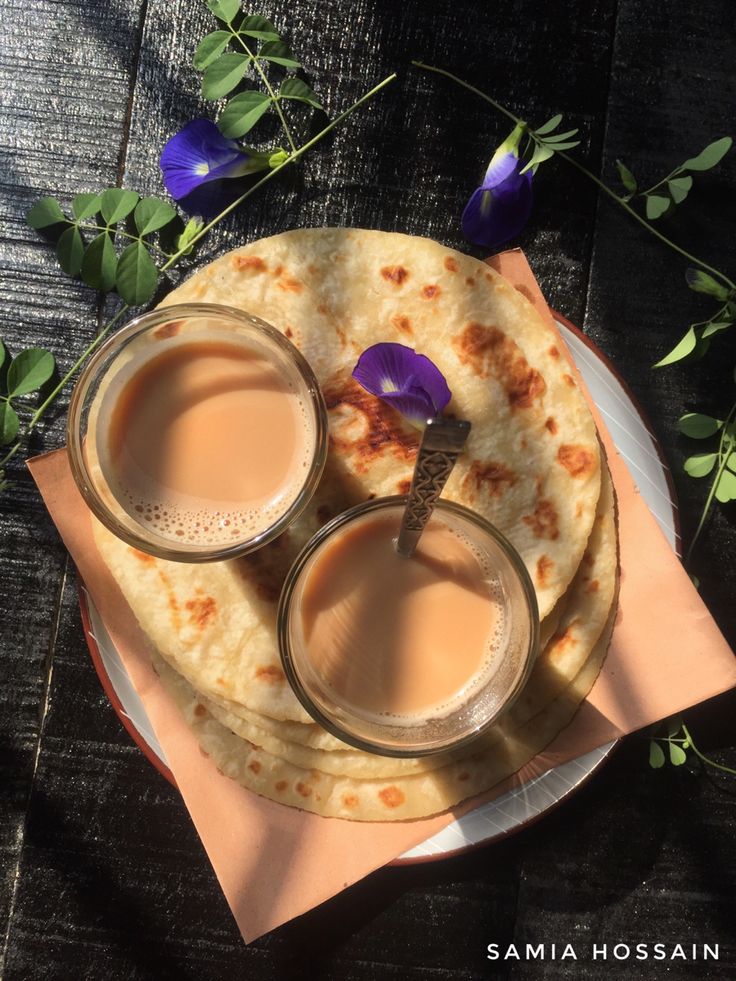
[28,250,736,943]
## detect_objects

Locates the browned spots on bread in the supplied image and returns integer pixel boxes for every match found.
[273,264,283,277]
[184,595,217,629]
[421,284,440,299]
[248,760,261,774]
[463,460,516,497]
[335,326,347,347]
[558,444,596,478]
[444,256,458,272]
[233,255,267,273]
[255,665,286,683]
[342,794,358,808]
[562,373,575,388]
[586,579,600,592]
[551,621,579,658]
[323,372,419,471]
[296,781,312,798]
[549,345,560,359]
[277,275,303,293]
[154,319,182,339]
[536,554,554,587]
[129,547,155,564]
[454,323,546,409]
[275,780,288,792]
[194,704,207,718]
[583,551,595,567]
[378,786,405,808]
[523,499,560,540]
[285,326,293,339]
[575,501,584,518]
[485,272,494,282]
[381,265,409,286]
[157,570,181,631]
[317,303,329,315]
[465,276,476,287]
[310,770,322,782]
[391,314,413,336]
[397,477,412,495]
[545,416,558,435]
[457,771,470,782]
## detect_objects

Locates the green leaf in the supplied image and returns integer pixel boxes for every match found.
[715,469,736,503]
[538,141,580,152]
[0,401,19,445]
[681,136,732,172]
[645,194,670,220]
[667,716,683,738]
[683,452,717,478]
[519,143,555,175]
[202,52,250,100]
[534,114,562,136]
[0,340,6,376]
[206,0,240,22]
[56,225,84,276]
[702,321,731,339]
[667,175,692,204]
[115,242,159,306]
[81,232,117,291]
[218,90,272,137]
[685,267,729,300]
[278,78,322,109]
[649,740,665,768]
[616,159,637,194]
[669,742,687,766]
[7,349,55,397]
[175,217,205,255]
[193,30,231,69]
[134,198,177,236]
[654,325,697,366]
[257,40,300,68]
[100,189,140,225]
[27,197,67,229]
[72,192,103,220]
[239,14,280,40]
[678,413,721,438]
[540,129,579,143]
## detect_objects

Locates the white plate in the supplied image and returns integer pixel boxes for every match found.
[79,313,679,864]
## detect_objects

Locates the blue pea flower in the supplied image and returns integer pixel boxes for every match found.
[160,119,275,213]
[352,343,452,428]
[462,122,533,250]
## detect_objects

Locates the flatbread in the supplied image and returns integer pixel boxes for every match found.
[95,228,602,724]
[152,603,615,821]
[196,464,617,780]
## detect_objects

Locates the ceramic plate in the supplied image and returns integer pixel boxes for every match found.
[79,312,680,864]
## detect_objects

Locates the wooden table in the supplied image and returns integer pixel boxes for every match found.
[2,1,735,977]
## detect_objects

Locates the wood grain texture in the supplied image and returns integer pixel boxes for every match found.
[1,0,735,977]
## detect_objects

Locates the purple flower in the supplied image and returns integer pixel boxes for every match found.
[352,343,452,428]
[160,119,270,208]
[462,122,533,250]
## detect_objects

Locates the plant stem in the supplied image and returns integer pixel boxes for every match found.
[84,223,172,259]
[681,723,736,777]
[0,305,129,470]
[3,72,397,477]
[160,72,397,271]
[684,401,736,564]
[411,61,736,291]
[231,30,298,154]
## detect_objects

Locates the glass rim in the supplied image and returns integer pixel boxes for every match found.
[67,302,329,562]
[277,495,540,757]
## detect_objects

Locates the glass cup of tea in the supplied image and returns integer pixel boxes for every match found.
[68,303,328,561]
[277,496,539,756]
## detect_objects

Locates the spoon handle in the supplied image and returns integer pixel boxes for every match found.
[396,416,471,558]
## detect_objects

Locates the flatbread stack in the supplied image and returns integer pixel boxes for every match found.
[92,228,619,821]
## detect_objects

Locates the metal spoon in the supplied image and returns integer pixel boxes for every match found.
[396,416,471,558]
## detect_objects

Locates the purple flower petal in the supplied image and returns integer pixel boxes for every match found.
[160,119,266,203]
[352,343,451,427]
[462,122,535,251]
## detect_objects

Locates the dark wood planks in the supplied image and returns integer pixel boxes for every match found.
[0,0,146,972]
[1,0,735,977]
